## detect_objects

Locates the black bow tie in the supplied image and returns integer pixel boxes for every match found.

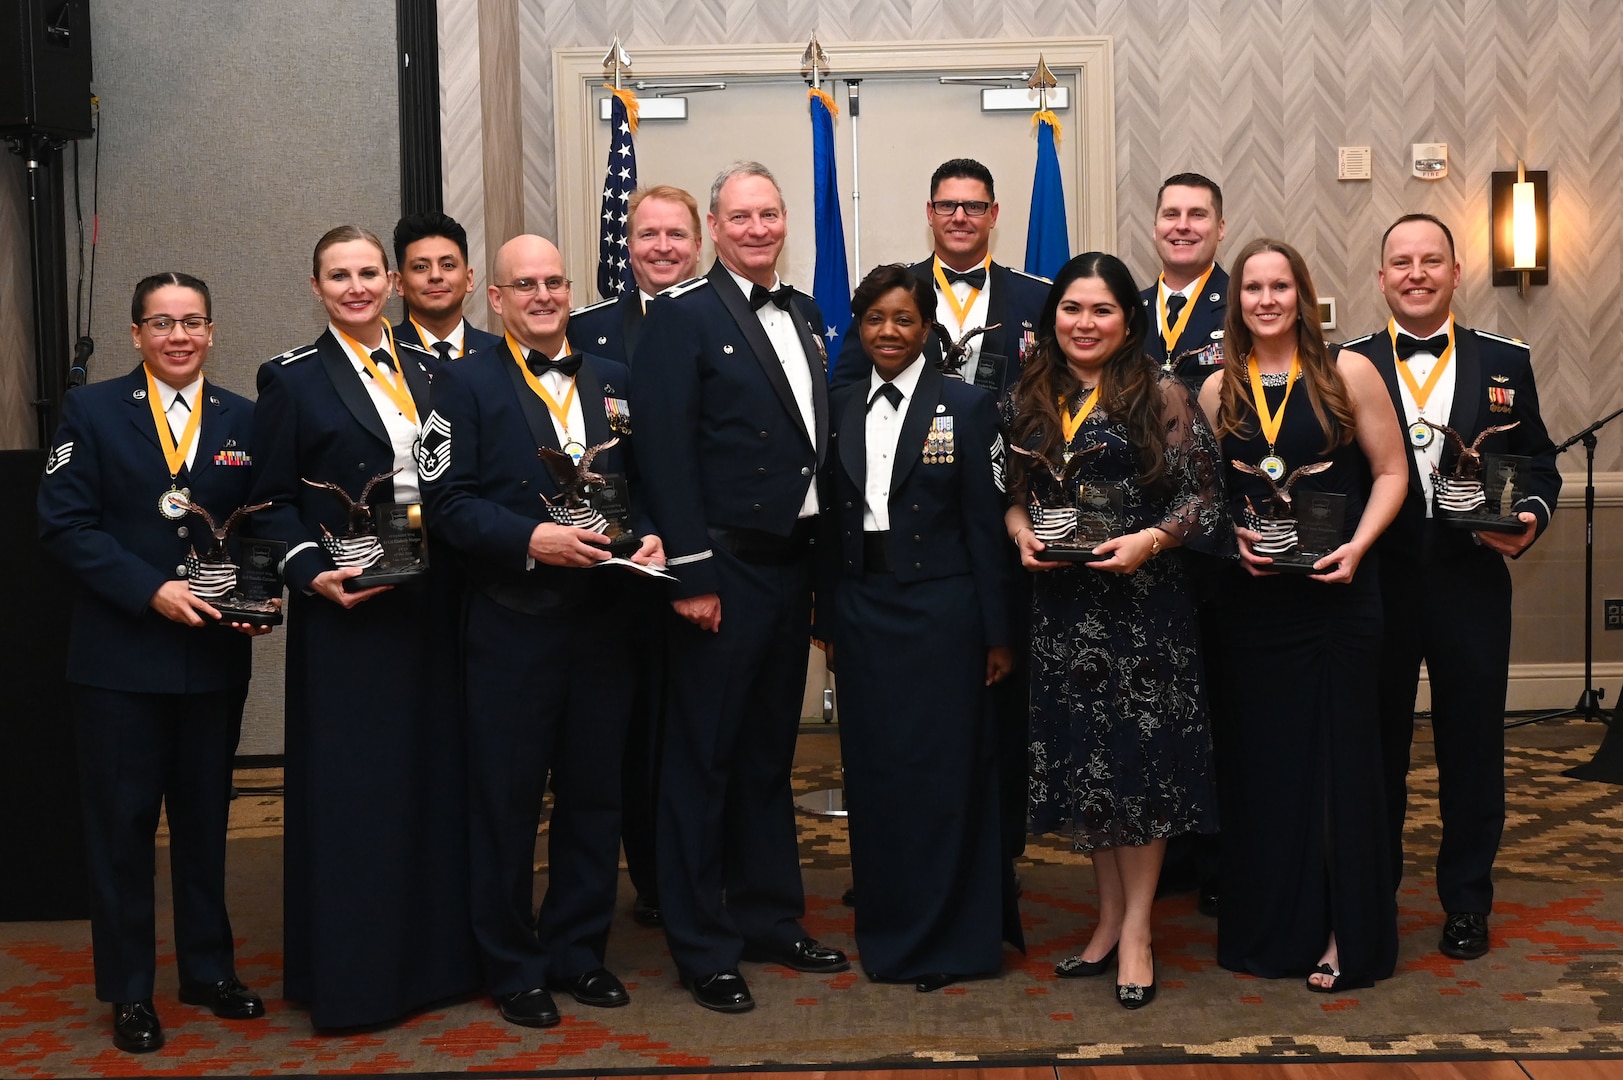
[749,283,796,312]
[941,266,987,290]
[1395,333,1448,361]
[369,347,395,373]
[869,383,904,412]
[527,351,582,378]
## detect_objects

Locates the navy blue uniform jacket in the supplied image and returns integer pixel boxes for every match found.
[568,292,644,367]
[1140,263,1229,396]
[419,339,648,609]
[823,363,1010,649]
[248,327,437,591]
[631,262,830,599]
[38,365,257,693]
[1342,323,1560,557]
[832,259,1048,394]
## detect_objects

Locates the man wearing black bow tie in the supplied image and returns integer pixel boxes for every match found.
[632,162,848,1014]
[832,158,1048,394]
[1342,213,1560,961]
[421,234,664,1028]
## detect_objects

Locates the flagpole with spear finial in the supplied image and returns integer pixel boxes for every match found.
[1029,53,1061,143]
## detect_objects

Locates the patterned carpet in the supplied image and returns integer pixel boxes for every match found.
[4,719,1623,1076]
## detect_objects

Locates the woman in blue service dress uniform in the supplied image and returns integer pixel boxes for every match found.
[249,226,478,1028]
[1003,252,1229,1010]
[38,274,269,1054]
[821,264,1015,993]
[1197,238,1407,993]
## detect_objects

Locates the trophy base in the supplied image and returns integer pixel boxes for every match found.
[590,534,641,559]
[1438,509,1526,533]
[344,563,429,591]
[1043,544,1110,564]
[1266,551,1339,576]
[212,598,284,627]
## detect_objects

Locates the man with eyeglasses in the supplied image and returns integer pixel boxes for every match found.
[832,157,1049,393]
[632,161,846,1014]
[1140,172,1229,396]
[566,184,703,935]
[420,234,665,1029]
[392,212,502,360]
[569,185,703,365]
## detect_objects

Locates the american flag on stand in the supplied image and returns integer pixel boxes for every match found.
[597,85,639,300]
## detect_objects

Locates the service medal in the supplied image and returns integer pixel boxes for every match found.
[563,439,587,465]
[1408,421,1434,448]
[158,486,191,520]
[1259,455,1286,482]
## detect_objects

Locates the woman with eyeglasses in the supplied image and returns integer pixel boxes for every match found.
[249,226,478,1029]
[38,274,270,1053]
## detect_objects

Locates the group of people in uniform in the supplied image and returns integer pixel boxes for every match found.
[36,154,1560,1052]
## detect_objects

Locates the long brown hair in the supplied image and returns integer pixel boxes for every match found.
[1215,238,1356,452]
[1009,251,1171,494]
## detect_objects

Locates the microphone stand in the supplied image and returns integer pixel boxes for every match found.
[1510,404,1623,740]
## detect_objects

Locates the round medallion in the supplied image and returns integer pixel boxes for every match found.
[1408,421,1434,448]
[1259,454,1286,481]
[158,488,190,520]
[563,439,587,465]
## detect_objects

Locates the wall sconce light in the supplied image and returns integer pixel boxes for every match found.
[1490,161,1548,296]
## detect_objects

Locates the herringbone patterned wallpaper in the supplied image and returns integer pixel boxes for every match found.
[440,0,1623,468]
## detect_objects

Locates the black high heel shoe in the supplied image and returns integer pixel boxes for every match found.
[1116,949,1156,1010]
[1055,944,1118,978]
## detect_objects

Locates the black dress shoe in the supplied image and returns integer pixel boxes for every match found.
[632,895,663,928]
[179,977,266,1019]
[841,885,857,908]
[684,970,754,1013]
[1440,912,1490,960]
[741,937,850,973]
[495,987,561,1028]
[1055,944,1117,978]
[1116,977,1157,1010]
[1197,883,1220,918]
[112,1000,163,1054]
[549,967,629,1008]
[914,972,957,993]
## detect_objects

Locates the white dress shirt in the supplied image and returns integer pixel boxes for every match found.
[152,373,202,471]
[333,323,422,504]
[415,318,467,358]
[862,358,926,531]
[1392,316,1458,517]
[533,348,589,452]
[727,266,819,517]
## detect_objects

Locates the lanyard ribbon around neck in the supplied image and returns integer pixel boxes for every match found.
[934,255,991,333]
[144,366,203,478]
[1060,386,1101,445]
[508,333,578,439]
[1246,351,1300,452]
[1388,318,1455,412]
[1157,265,1214,355]
[338,319,418,424]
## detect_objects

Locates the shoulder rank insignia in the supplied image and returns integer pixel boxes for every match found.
[1476,329,1529,349]
[571,297,618,317]
[278,346,318,365]
[664,276,710,298]
[1337,332,1377,347]
[44,441,73,474]
[1009,266,1051,284]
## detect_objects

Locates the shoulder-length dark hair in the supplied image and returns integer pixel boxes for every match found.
[1216,238,1356,451]
[1009,251,1171,493]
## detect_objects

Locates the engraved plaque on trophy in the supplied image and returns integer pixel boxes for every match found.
[174,497,285,625]
[1427,416,1529,533]
[1012,442,1120,563]
[302,469,431,591]
[539,440,640,557]
[1232,459,1345,575]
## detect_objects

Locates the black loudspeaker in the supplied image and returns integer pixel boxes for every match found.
[0,449,90,921]
[0,0,93,139]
